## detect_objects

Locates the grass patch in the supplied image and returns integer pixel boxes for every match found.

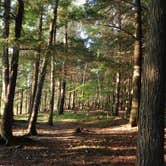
[14,112,49,122]
[14,110,114,125]
[14,114,29,121]
[53,110,114,122]
[53,111,91,121]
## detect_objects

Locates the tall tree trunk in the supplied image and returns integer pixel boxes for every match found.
[27,55,49,135]
[1,0,10,115]
[48,0,59,125]
[105,93,111,111]
[57,21,68,115]
[0,90,1,112]
[80,64,87,110]
[44,91,47,111]
[96,71,101,109]
[72,91,76,110]
[57,79,61,111]
[28,6,43,119]
[28,52,40,113]
[68,92,71,109]
[27,1,59,135]
[57,79,66,115]
[1,0,24,143]
[19,89,23,115]
[111,93,115,115]
[57,63,66,115]
[129,0,143,127]
[25,90,29,113]
[136,0,166,165]
[48,56,55,125]
[114,72,120,116]
[16,104,19,115]
[125,78,132,119]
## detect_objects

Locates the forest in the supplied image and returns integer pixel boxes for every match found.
[0,0,165,165]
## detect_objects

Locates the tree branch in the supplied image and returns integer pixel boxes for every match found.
[107,0,147,10]
[102,24,136,40]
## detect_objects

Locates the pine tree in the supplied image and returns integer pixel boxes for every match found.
[136,0,166,165]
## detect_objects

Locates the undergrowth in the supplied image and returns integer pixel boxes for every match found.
[14,110,114,126]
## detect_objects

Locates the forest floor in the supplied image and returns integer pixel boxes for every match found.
[0,111,165,166]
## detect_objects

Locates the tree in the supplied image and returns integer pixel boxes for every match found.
[48,0,59,125]
[28,4,43,120]
[113,72,120,116]
[129,0,143,127]
[1,0,10,115]
[57,63,66,115]
[47,55,55,125]
[136,0,166,165]
[1,0,24,143]
[57,0,72,115]
[27,0,59,135]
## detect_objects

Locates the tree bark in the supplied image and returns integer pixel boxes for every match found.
[68,92,71,109]
[72,91,76,110]
[27,1,59,135]
[47,0,59,124]
[1,0,10,115]
[28,6,43,119]
[19,89,23,115]
[27,55,49,135]
[136,0,166,165]
[58,73,66,115]
[1,0,24,143]
[48,56,55,126]
[57,21,68,115]
[129,0,143,127]
[25,90,29,113]
[44,92,47,111]
[113,72,120,116]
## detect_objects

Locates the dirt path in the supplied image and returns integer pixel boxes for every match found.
[0,117,165,166]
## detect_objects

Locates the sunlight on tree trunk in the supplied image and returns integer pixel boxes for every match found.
[129,0,143,127]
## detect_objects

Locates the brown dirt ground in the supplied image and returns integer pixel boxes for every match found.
[0,117,165,166]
